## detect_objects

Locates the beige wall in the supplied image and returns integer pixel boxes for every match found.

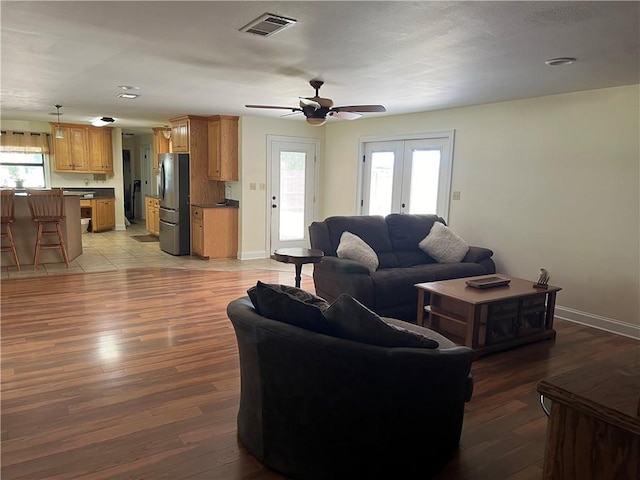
[321,85,639,329]
[238,116,324,258]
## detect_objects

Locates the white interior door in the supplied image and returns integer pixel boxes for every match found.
[268,137,318,253]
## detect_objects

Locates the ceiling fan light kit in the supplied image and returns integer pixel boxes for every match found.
[245,79,386,126]
[91,117,115,127]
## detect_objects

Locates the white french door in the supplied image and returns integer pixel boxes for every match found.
[268,136,318,253]
[360,133,454,220]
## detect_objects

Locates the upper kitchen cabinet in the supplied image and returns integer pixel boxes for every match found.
[87,128,113,173]
[51,123,113,174]
[152,127,170,173]
[51,124,88,171]
[207,115,238,181]
[169,116,190,152]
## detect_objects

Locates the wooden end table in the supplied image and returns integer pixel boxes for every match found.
[271,247,324,288]
[415,275,561,357]
[537,350,640,479]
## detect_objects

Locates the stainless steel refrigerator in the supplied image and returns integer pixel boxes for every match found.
[158,153,190,255]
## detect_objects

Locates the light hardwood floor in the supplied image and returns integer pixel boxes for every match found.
[1,267,638,479]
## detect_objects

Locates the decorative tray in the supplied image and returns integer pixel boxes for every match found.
[465,276,511,289]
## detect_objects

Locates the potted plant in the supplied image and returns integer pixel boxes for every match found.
[8,166,24,188]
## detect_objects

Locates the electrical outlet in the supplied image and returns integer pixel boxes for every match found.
[453,191,461,200]
[249,182,256,190]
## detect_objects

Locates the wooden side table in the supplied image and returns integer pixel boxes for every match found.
[415,275,561,356]
[271,247,324,288]
[537,350,640,479]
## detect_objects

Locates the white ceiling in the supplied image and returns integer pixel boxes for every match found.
[1,1,638,133]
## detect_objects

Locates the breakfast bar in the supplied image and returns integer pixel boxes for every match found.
[6,193,82,267]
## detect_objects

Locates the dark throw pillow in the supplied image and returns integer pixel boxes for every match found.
[323,294,438,349]
[252,281,330,333]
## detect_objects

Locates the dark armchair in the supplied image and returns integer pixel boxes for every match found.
[227,296,474,479]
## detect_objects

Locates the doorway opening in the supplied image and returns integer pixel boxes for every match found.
[122,149,133,220]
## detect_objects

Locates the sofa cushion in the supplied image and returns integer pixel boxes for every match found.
[386,214,444,251]
[323,294,438,348]
[383,317,457,349]
[337,231,379,273]
[371,263,489,311]
[324,215,395,257]
[251,281,330,333]
[419,222,469,263]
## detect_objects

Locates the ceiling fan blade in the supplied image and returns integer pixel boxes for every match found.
[331,105,386,113]
[245,104,302,112]
[280,111,303,118]
[330,111,361,120]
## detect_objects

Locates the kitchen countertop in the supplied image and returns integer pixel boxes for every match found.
[192,199,239,208]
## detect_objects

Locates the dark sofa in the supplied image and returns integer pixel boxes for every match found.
[228,296,474,480]
[309,214,496,321]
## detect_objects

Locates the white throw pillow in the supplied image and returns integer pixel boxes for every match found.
[337,231,379,272]
[418,222,469,263]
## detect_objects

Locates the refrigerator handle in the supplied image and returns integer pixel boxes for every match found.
[159,162,165,200]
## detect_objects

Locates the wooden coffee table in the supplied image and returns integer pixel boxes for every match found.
[415,275,561,357]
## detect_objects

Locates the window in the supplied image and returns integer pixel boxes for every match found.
[0,131,50,189]
[0,152,46,188]
[360,132,454,221]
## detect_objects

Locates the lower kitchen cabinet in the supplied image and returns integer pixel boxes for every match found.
[191,206,238,258]
[145,196,159,236]
[80,197,116,233]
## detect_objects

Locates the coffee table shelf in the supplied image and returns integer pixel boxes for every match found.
[416,275,561,357]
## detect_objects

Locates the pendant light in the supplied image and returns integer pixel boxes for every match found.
[54,104,64,139]
[162,125,171,139]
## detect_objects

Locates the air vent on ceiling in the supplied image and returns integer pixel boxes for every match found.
[239,13,297,37]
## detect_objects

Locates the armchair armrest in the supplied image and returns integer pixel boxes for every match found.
[463,246,494,263]
[312,256,375,308]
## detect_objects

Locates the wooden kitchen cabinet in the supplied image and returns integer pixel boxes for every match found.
[145,196,159,236]
[207,115,238,181]
[94,198,115,232]
[79,197,116,232]
[87,128,113,173]
[169,117,190,152]
[152,127,170,174]
[52,124,88,171]
[191,206,238,258]
[51,123,113,174]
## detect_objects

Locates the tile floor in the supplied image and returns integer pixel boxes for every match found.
[1,222,310,279]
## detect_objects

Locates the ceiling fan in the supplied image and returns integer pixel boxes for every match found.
[245,79,386,125]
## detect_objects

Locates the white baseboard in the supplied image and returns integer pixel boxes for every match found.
[116,224,126,231]
[239,250,268,260]
[555,305,640,340]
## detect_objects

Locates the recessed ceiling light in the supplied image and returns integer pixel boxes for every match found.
[118,93,139,99]
[545,57,577,66]
[118,85,140,90]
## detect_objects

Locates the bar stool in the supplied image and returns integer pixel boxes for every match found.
[1,189,20,271]
[26,188,69,269]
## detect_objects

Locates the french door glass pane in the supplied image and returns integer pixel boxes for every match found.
[369,152,395,216]
[409,149,440,214]
[279,151,306,241]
